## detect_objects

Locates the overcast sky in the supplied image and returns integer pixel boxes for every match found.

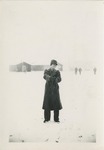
[1,1,104,68]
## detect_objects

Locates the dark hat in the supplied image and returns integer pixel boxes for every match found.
[50,59,58,66]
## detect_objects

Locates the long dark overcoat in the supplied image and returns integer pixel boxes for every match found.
[42,68,62,110]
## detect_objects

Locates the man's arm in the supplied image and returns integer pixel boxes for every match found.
[56,71,61,83]
[43,70,50,81]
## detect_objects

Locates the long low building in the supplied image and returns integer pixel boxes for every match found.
[9,62,63,72]
[9,62,31,72]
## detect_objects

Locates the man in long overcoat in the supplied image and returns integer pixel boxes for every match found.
[42,60,62,123]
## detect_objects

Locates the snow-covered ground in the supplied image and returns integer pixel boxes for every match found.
[5,70,100,143]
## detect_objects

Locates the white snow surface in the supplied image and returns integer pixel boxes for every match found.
[5,71,101,143]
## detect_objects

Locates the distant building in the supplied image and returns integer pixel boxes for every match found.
[57,63,63,71]
[9,62,63,72]
[9,65,18,72]
[9,62,31,72]
[31,64,63,71]
[31,65,49,71]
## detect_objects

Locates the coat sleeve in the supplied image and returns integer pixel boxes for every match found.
[56,71,61,83]
[43,69,50,81]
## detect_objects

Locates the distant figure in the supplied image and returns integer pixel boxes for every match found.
[79,68,82,75]
[75,67,78,75]
[42,59,62,123]
[93,67,97,75]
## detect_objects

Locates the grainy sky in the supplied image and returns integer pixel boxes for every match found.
[1,1,104,68]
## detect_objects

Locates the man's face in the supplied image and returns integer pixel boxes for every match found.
[51,64,57,69]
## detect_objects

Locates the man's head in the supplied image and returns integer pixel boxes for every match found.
[50,59,58,69]
[50,59,57,66]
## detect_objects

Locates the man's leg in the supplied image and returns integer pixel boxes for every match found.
[54,110,59,122]
[44,110,50,122]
